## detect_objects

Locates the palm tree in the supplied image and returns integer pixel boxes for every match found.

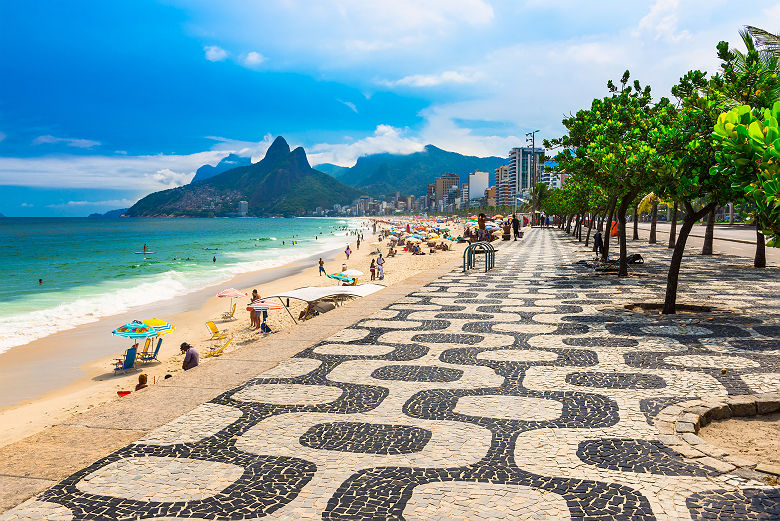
[746,26,780,57]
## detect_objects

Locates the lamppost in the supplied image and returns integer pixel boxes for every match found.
[526,130,540,225]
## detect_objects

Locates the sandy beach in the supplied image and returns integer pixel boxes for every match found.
[0,218,466,448]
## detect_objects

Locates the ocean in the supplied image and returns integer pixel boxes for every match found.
[0,217,359,354]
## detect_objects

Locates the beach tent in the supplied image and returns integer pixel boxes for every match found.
[268,284,385,304]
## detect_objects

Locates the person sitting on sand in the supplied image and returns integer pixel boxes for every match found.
[180,343,199,371]
[135,373,148,391]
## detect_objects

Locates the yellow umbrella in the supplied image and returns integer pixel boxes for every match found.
[142,318,175,336]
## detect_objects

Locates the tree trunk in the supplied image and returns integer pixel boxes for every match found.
[663,202,716,314]
[729,203,734,225]
[566,215,573,234]
[585,213,594,247]
[617,195,633,277]
[701,207,715,255]
[601,198,616,262]
[755,222,766,268]
[632,204,639,240]
[668,202,678,249]
[649,202,658,244]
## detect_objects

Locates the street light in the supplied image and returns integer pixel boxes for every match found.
[526,130,540,226]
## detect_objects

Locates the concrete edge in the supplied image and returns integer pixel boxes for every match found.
[655,393,780,481]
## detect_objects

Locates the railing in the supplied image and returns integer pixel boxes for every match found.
[463,241,495,272]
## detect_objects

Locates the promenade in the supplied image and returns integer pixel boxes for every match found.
[2,229,779,520]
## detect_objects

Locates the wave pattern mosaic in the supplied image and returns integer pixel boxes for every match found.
[3,231,779,520]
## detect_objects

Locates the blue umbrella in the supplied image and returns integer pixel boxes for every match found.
[112,321,157,339]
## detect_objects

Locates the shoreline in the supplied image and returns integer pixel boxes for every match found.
[0,218,466,447]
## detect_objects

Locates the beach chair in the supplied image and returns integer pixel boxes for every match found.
[206,336,233,358]
[135,338,152,360]
[138,338,162,363]
[221,303,237,320]
[113,346,137,375]
[206,320,228,340]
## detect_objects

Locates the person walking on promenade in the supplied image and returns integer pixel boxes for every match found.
[318,258,326,276]
[477,213,487,242]
[376,253,385,280]
[512,214,520,240]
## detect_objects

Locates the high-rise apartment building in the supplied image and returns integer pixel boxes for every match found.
[503,147,545,206]
[237,200,248,217]
[461,183,469,207]
[468,171,489,201]
[434,173,460,205]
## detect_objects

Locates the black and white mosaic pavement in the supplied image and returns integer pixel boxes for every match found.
[2,229,779,520]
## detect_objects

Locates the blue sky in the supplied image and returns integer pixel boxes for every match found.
[1,0,778,216]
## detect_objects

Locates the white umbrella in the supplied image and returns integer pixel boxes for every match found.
[342,269,364,277]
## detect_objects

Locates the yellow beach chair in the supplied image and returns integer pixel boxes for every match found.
[206,320,228,340]
[206,336,233,358]
[221,303,237,320]
[135,338,152,360]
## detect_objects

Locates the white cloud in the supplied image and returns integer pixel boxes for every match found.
[33,135,101,149]
[47,199,136,209]
[20,202,33,207]
[204,134,275,162]
[381,70,479,88]
[308,125,424,166]
[242,51,265,67]
[0,151,225,191]
[338,99,358,113]
[204,45,228,61]
[635,0,690,43]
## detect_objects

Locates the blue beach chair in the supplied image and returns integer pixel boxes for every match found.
[113,346,137,375]
[138,338,162,363]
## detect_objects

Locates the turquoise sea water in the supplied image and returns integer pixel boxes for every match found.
[0,217,357,353]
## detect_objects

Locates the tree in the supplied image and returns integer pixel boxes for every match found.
[713,102,780,247]
[653,70,732,314]
[711,32,780,266]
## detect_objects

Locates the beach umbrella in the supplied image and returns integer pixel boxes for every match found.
[328,273,354,283]
[217,287,246,313]
[217,288,246,298]
[246,300,284,311]
[342,269,363,277]
[112,321,157,339]
[142,318,175,336]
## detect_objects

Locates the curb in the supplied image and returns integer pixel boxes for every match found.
[655,393,780,480]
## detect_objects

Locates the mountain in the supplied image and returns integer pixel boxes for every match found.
[337,145,505,196]
[313,162,350,178]
[88,208,128,218]
[191,153,252,183]
[127,137,362,217]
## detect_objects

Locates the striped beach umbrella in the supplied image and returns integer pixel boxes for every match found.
[217,288,246,298]
[112,321,157,339]
[142,318,175,336]
[246,300,284,311]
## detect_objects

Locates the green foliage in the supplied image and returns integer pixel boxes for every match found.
[713,102,780,245]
